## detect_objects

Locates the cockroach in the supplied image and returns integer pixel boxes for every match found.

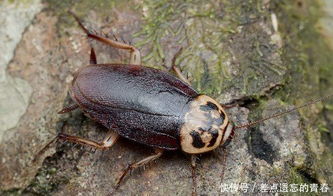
[58,12,332,195]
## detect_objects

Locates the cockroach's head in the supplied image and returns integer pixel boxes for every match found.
[180,95,234,154]
[179,92,333,154]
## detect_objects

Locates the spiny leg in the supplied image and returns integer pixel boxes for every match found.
[90,47,97,64]
[115,148,163,189]
[58,103,79,114]
[69,11,141,65]
[58,130,119,150]
[191,155,198,196]
[170,47,191,85]
[220,103,239,109]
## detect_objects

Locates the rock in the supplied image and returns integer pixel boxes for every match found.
[0,76,32,134]
[0,0,43,190]
[1,0,332,195]
[0,0,41,136]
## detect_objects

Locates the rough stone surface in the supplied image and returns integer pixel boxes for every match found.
[0,76,32,134]
[0,0,41,135]
[0,0,332,195]
[0,2,59,189]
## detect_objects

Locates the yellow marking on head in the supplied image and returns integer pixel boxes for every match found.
[180,95,229,154]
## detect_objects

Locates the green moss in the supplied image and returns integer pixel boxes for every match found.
[44,0,287,99]
[23,166,69,195]
[288,167,307,185]
[283,169,315,196]
[6,0,35,4]
[44,0,138,37]
[0,189,23,196]
[44,0,117,14]
[135,0,276,97]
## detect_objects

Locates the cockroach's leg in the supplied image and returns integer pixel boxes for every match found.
[115,148,163,189]
[191,155,198,196]
[69,11,141,65]
[58,130,119,150]
[172,65,190,85]
[33,136,58,163]
[220,103,238,109]
[90,47,97,64]
[171,47,191,85]
[58,103,79,114]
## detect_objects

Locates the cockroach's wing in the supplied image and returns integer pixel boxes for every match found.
[71,64,198,116]
[80,108,180,150]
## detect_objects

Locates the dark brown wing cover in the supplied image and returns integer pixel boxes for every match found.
[70,64,198,150]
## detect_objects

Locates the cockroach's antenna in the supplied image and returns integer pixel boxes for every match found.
[234,93,333,130]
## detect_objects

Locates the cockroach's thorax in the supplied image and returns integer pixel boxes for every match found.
[179,95,232,154]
